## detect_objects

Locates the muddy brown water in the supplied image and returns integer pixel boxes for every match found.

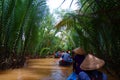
[0,58,118,80]
[0,58,72,80]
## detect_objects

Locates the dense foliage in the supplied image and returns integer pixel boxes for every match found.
[56,0,120,78]
[0,0,61,69]
[0,0,120,79]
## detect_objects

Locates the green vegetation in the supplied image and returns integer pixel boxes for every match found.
[0,0,61,69]
[56,0,120,78]
[0,0,120,78]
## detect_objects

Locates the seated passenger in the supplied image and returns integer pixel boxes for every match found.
[59,51,72,66]
[71,47,107,80]
[54,51,61,58]
[72,47,90,80]
[80,53,107,80]
[61,51,72,62]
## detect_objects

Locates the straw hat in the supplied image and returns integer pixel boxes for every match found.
[80,54,105,70]
[73,47,86,55]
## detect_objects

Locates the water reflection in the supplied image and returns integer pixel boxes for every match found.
[0,58,72,80]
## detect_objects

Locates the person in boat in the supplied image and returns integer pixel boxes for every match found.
[54,51,61,58]
[72,47,90,80]
[80,53,108,80]
[71,47,107,80]
[59,51,73,66]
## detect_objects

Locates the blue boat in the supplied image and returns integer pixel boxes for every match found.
[67,71,108,80]
[67,72,78,80]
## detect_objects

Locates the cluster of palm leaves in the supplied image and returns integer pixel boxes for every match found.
[0,0,61,69]
[56,0,120,77]
[0,0,120,77]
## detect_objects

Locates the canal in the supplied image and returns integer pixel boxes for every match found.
[0,58,118,80]
[0,58,72,80]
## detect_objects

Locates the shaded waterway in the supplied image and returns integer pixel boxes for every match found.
[0,58,72,80]
[0,58,118,80]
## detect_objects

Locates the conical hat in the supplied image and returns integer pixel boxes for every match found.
[80,54,105,70]
[73,47,86,55]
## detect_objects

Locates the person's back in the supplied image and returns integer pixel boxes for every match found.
[68,48,91,80]
[68,48,107,80]
[62,52,71,62]
[73,54,85,74]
